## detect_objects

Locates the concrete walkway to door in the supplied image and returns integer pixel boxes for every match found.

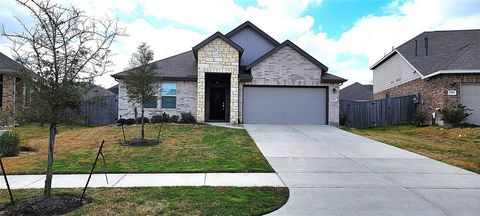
[244,124,480,216]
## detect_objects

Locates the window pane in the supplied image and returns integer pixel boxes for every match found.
[162,96,176,108]
[162,83,176,96]
[143,96,157,108]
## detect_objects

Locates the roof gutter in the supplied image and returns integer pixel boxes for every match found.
[422,69,480,79]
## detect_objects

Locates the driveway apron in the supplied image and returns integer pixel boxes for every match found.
[244,124,480,216]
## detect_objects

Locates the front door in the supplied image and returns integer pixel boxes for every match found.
[209,86,226,120]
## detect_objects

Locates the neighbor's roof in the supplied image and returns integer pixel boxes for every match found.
[0,52,26,73]
[84,84,116,99]
[108,84,119,95]
[371,29,480,77]
[339,82,373,101]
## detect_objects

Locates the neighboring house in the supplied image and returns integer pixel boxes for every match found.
[339,82,373,102]
[0,52,29,114]
[370,29,480,124]
[108,84,119,96]
[112,21,346,125]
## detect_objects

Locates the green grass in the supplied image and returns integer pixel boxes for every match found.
[2,124,273,174]
[344,124,480,174]
[0,187,289,215]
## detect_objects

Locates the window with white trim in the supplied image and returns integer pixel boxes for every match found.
[161,82,176,108]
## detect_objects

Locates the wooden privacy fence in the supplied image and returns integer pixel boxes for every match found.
[340,95,418,128]
[80,95,118,125]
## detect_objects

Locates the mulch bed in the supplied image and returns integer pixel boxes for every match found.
[122,138,160,147]
[0,194,91,216]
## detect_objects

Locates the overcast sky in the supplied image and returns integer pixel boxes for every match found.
[1,0,480,88]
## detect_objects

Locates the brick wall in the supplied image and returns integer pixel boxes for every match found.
[374,74,480,114]
[240,46,340,125]
[196,38,240,123]
[2,74,15,111]
[118,81,197,119]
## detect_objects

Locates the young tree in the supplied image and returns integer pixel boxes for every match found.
[123,42,159,140]
[2,0,122,197]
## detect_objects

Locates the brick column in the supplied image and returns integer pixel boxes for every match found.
[2,74,15,111]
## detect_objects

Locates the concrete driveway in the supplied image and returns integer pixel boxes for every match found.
[244,124,480,216]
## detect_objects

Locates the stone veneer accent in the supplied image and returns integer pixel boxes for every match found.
[240,46,340,125]
[1,74,15,111]
[118,81,197,119]
[196,38,240,123]
[374,74,480,114]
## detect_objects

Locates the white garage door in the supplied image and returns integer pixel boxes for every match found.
[243,86,328,124]
[461,84,480,124]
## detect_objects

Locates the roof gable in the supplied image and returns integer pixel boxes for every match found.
[192,32,243,59]
[246,40,328,72]
[225,21,280,46]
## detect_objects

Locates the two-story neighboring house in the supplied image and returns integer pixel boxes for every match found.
[112,21,347,125]
[370,29,480,124]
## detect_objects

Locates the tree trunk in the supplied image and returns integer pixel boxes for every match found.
[141,106,145,139]
[44,124,56,198]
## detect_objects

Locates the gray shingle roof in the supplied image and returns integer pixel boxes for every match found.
[339,82,373,101]
[0,52,26,72]
[84,84,116,99]
[108,84,119,95]
[322,72,347,83]
[374,29,480,76]
[111,50,198,80]
[112,21,347,84]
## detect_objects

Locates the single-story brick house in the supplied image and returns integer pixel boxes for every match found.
[112,21,347,125]
[371,29,480,124]
[339,82,373,102]
[0,52,29,113]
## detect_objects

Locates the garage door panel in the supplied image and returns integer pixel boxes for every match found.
[461,84,480,124]
[243,86,327,124]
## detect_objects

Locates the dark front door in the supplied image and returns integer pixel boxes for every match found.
[209,86,226,120]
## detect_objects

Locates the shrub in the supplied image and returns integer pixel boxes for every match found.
[117,118,126,125]
[170,115,179,123]
[151,115,162,124]
[413,110,428,127]
[151,112,169,124]
[180,112,196,123]
[136,117,150,124]
[0,131,21,157]
[438,104,472,127]
[125,118,136,125]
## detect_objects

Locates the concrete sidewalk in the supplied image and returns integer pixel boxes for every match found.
[0,173,284,189]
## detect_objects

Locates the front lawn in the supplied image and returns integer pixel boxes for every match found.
[344,125,480,174]
[2,124,273,174]
[0,187,289,215]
